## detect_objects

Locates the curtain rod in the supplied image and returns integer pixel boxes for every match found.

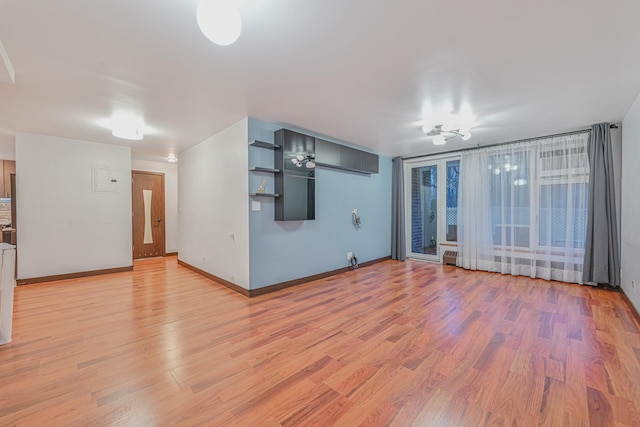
[401,123,619,160]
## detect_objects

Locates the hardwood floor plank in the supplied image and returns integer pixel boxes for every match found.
[563,412,590,427]
[409,388,456,427]
[473,331,506,371]
[231,355,332,417]
[587,386,616,427]
[538,376,566,426]
[1,257,639,426]
[280,384,342,426]
[357,401,400,427]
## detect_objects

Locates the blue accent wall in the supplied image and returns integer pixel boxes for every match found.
[248,118,392,289]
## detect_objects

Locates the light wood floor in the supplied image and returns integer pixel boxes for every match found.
[1,257,640,426]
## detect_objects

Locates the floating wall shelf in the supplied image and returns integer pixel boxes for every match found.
[249,167,280,173]
[249,193,280,198]
[249,140,280,149]
[249,141,280,201]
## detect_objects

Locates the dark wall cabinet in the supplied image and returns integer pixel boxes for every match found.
[315,138,378,174]
[273,129,379,221]
[361,151,379,174]
[315,138,340,166]
[274,129,315,221]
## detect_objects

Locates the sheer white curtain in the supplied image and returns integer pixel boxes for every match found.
[457,133,589,283]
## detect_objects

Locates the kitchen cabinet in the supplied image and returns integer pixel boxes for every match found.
[0,161,15,199]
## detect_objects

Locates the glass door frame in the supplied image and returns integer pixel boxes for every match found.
[404,154,461,263]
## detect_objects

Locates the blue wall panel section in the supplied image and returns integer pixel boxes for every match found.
[248,118,393,289]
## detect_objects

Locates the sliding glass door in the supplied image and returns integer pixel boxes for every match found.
[405,156,460,262]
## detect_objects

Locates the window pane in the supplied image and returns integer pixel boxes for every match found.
[446,160,460,241]
[489,151,530,247]
[539,183,588,248]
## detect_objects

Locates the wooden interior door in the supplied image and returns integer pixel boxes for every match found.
[132,171,165,259]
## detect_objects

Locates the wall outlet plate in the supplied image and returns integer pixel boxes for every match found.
[347,252,353,261]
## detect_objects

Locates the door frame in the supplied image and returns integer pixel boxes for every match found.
[132,170,166,259]
[404,159,441,262]
[404,154,461,263]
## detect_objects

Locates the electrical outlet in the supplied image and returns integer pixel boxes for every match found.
[347,252,353,261]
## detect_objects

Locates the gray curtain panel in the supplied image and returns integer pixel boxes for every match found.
[583,123,621,286]
[391,156,406,261]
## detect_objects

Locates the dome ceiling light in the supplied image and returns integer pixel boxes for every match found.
[110,111,145,141]
[97,110,157,141]
[196,0,242,46]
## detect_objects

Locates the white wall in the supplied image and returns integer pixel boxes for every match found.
[0,138,15,160]
[131,158,178,253]
[16,133,132,279]
[621,96,640,313]
[178,119,250,289]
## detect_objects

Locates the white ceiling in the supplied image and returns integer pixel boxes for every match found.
[1,0,640,161]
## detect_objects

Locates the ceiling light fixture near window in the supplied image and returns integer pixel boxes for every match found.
[111,111,145,140]
[421,102,475,145]
[432,134,447,146]
[196,0,242,46]
[167,154,177,163]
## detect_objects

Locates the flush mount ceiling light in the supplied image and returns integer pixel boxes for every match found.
[167,154,177,163]
[196,0,242,46]
[421,102,474,145]
[110,111,145,140]
[425,125,472,145]
[97,111,157,140]
[290,154,315,168]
